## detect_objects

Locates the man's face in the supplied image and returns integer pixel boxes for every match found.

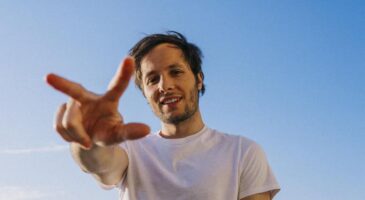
[140,43,203,124]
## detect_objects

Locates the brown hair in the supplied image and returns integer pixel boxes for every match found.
[129,31,205,96]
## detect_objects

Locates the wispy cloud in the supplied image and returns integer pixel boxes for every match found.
[0,186,63,200]
[0,144,68,155]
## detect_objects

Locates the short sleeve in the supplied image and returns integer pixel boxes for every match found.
[239,142,280,199]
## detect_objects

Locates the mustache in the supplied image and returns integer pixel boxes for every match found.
[156,91,179,100]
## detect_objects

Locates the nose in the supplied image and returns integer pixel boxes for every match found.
[158,75,174,93]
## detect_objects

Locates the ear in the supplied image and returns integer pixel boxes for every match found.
[196,72,203,91]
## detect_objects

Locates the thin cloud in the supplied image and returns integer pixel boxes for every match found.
[0,186,59,200]
[0,144,68,155]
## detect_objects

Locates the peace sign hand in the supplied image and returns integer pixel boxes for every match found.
[46,57,150,149]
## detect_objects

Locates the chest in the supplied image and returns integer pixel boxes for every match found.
[126,141,241,199]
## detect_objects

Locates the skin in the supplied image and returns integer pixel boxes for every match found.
[46,58,149,185]
[46,43,273,200]
[140,44,272,200]
[140,43,204,138]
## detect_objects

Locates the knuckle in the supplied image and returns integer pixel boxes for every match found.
[59,133,72,142]
[58,103,67,110]
[63,120,78,131]
[54,123,65,133]
[75,83,84,89]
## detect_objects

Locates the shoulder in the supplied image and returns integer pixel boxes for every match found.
[119,132,160,151]
[206,127,259,150]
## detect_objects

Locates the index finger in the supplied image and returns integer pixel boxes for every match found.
[105,57,135,101]
[45,74,90,102]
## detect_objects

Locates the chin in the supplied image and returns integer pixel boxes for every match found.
[161,112,194,125]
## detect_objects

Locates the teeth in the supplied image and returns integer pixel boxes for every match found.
[164,98,179,104]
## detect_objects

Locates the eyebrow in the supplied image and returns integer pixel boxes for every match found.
[168,63,184,70]
[143,63,184,79]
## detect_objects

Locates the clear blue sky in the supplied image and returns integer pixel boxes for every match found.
[0,1,364,199]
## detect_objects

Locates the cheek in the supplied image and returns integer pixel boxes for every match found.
[144,88,157,103]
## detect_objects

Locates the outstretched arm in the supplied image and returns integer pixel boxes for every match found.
[46,57,150,185]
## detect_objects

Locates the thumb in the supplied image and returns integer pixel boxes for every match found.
[93,123,150,146]
[111,123,150,144]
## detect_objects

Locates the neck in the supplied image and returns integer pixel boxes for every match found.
[160,110,204,139]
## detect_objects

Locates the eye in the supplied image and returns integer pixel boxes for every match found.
[170,69,184,76]
[146,75,159,85]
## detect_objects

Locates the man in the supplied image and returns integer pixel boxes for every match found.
[46,31,280,200]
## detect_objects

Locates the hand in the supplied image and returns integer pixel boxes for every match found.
[45,57,150,149]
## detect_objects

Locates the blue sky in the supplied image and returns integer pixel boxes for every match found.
[0,1,364,199]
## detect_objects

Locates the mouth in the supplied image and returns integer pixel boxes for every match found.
[160,96,182,105]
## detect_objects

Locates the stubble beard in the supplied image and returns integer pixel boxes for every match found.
[157,86,199,125]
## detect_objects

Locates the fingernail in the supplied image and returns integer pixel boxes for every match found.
[82,141,92,150]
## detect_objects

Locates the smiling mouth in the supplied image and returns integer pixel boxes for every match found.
[160,97,182,105]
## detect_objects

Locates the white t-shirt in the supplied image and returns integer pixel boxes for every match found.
[115,126,280,200]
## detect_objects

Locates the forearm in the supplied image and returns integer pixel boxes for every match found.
[70,143,128,185]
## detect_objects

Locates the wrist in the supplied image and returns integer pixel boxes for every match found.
[70,143,118,174]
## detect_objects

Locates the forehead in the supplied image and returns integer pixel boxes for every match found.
[140,43,188,74]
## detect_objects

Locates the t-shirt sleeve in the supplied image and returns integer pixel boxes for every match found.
[238,142,280,199]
